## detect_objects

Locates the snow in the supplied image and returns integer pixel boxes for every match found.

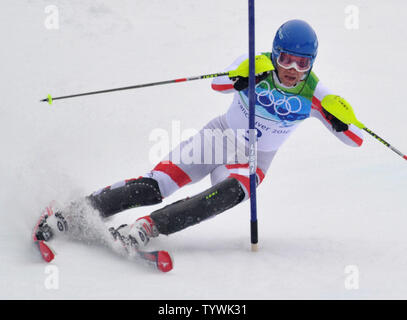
[1,0,406,299]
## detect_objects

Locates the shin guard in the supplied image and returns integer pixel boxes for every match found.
[88,177,163,217]
[150,177,245,235]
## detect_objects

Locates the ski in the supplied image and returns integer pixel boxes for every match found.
[136,250,173,273]
[32,204,173,272]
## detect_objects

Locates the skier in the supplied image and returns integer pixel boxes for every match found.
[36,19,363,251]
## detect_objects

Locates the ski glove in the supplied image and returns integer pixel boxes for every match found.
[228,54,274,91]
[322,108,349,132]
[231,71,270,91]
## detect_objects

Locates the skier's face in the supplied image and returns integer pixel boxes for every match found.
[276,64,306,87]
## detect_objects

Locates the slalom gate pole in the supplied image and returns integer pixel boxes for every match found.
[248,0,259,252]
[40,71,229,104]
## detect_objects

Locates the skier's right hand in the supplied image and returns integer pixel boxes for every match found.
[228,54,274,91]
[231,72,270,91]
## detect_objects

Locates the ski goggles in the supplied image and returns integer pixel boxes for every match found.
[276,52,312,72]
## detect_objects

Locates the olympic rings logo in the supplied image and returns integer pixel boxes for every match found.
[256,81,302,116]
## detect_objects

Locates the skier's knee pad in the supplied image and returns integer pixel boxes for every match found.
[88,177,163,217]
[150,177,245,235]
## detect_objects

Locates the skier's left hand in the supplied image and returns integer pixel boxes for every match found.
[322,108,349,132]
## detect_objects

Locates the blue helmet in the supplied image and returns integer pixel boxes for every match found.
[272,19,318,70]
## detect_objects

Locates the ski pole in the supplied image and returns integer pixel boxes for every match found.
[322,95,407,161]
[40,71,230,105]
[362,128,407,160]
[40,56,274,105]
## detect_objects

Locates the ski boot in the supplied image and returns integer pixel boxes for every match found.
[35,210,68,241]
[109,216,159,249]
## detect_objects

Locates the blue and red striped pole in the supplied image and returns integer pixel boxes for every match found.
[248,0,258,251]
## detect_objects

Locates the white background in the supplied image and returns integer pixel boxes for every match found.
[1,0,406,299]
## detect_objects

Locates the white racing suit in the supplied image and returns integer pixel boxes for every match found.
[144,53,364,201]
